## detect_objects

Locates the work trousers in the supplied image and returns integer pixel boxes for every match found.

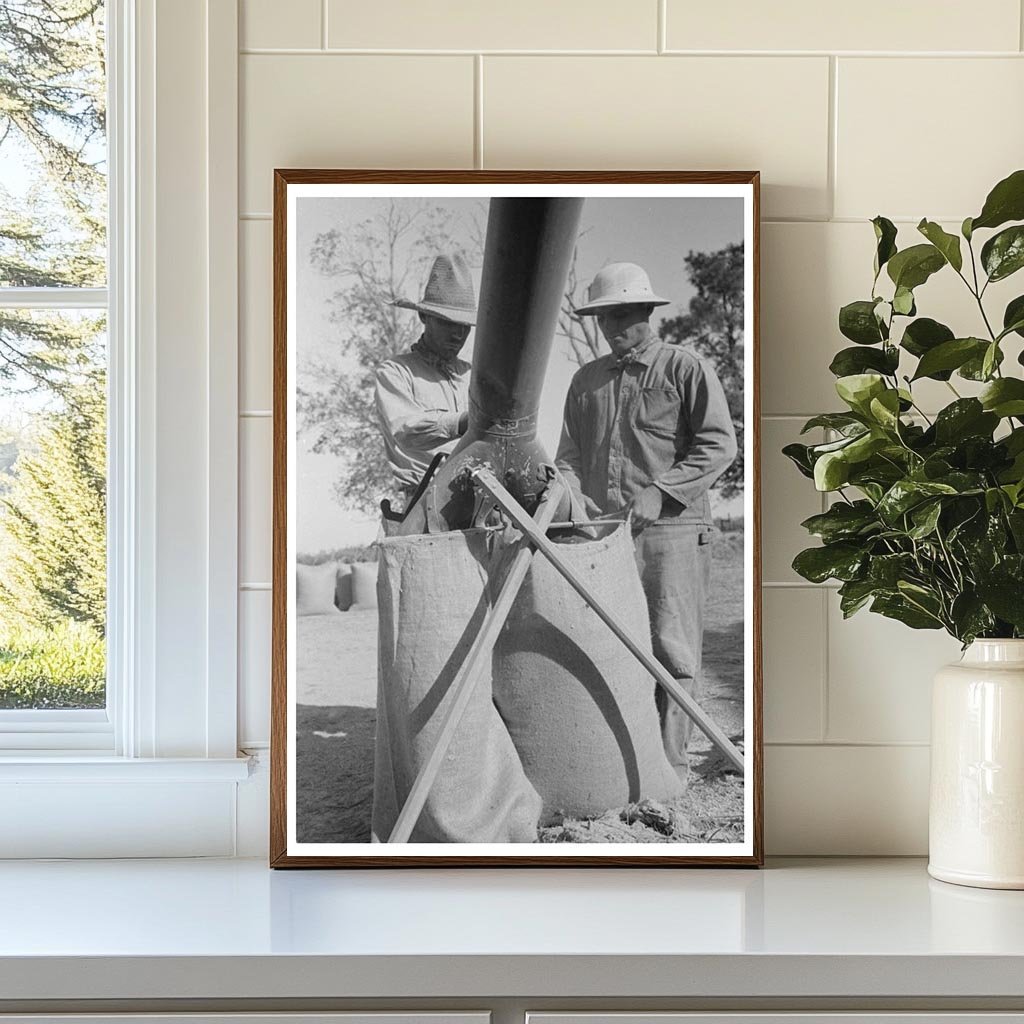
[633,521,714,775]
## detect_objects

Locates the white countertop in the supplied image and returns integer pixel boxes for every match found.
[1,857,1023,1002]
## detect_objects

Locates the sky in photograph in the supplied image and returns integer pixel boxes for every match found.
[295,195,745,552]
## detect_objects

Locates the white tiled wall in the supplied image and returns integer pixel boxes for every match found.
[235,0,1024,854]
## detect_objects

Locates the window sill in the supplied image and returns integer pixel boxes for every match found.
[0,754,252,782]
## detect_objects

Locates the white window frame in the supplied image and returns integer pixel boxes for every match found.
[0,0,249,857]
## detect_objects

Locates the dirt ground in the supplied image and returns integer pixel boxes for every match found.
[295,532,745,845]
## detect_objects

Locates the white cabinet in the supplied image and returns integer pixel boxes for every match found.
[529,1017,1024,1024]
[0,1017,489,1024]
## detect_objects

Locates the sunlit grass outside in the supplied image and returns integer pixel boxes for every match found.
[0,620,105,709]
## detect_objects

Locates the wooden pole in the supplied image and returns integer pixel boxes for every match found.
[472,468,745,775]
[387,479,566,843]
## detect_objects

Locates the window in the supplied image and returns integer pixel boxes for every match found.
[0,0,111,747]
[0,0,246,856]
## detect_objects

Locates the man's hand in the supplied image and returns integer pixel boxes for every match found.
[630,484,664,533]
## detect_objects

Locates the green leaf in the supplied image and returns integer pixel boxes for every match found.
[829,345,899,378]
[908,500,943,539]
[962,216,974,241]
[839,299,886,345]
[801,413,865,435]
[814,450,851,491]
[900,317,954,359]
[950,593,996,644]
[979,378,1024,418]
[959,344,1004,381]
[981,225,1024,282]
[872,216,898,277]
[911,337,988,381]
[982,341,1001,381]
[835,373,887,413]
[892,286,916,316]
[887,243,946,291]
[800,501,879,543]
[877,479,958,523]
[1002,295,1024,340]
[933,399,999,444]
[971,169,1024,232]
[782,442,815,479]
[976,577,1024,629]
[917,219,963,272]
[868,389,902,430]
[792,543,866,584]
[868,552,915,587]
[838,578,880,618]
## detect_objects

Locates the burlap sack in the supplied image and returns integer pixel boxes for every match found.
[296,562,340,616]
[493,522,684,823]
[372,529,542,843]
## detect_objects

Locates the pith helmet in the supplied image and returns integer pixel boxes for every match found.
[574,262,670,316]
[392,253,477,325]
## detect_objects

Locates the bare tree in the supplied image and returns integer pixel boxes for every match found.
[298,199,478,514]
[557,243,606,368]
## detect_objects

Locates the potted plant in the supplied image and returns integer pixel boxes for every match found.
[785,169,1024,889]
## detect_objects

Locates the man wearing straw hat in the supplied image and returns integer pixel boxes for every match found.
[375,253,477,499]
[556,262,738,780]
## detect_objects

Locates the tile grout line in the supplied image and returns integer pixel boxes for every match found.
[766,741,931,748]
[657,0,666,54]
[827,55,838,221]
[1020,0,1024,50]
[238,47,1024,57]
[820,587,830,743]
[321,0,328,50]
[474,55,484,169]
[819,429,832,741]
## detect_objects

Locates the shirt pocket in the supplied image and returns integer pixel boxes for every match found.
[635,386,681,441]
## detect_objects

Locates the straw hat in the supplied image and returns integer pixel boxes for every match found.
[574,262,670,316]
[392,253,477,326]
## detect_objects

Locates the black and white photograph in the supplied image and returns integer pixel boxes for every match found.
[272,172,761,866]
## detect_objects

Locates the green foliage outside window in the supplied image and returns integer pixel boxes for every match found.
[0,1,107,708]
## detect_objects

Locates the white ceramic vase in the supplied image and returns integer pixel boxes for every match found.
[929,639,1024,889]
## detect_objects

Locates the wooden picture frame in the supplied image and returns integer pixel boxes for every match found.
[271,170,763,867]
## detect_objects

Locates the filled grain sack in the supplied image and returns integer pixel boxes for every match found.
[349,561,378,610]
[372,528,542,843]
[296,562,341,616]
[493,522,684,823]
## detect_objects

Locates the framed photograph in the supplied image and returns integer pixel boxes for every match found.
[271,170,762,866]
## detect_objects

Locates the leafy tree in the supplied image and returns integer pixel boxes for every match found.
[0,370,106,633]
[659,242,745,497]
[0,0,106,397]
[299,199,475,513]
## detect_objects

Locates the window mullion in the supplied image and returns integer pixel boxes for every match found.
[0,287,108,310]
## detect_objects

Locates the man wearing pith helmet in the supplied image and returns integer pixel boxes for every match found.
[555,261,738,780]
[375,253,476,500]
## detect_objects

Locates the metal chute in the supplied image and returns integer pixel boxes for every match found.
[394,197,584,535]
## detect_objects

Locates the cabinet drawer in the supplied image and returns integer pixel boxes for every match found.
[529,1017,1024,1024]
[0,1016,489,1024]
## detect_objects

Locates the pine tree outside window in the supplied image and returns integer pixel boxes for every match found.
[0,1,110,739]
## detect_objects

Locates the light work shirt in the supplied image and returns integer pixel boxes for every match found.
[374,342,470,491]
[555,337,737,524]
